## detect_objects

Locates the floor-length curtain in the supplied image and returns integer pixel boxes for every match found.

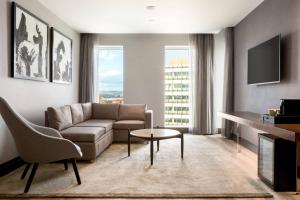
[79,34,96,103]
[189,34,214,134]
[221,27,234,138]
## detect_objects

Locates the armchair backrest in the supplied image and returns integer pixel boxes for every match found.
[0,97,42,162]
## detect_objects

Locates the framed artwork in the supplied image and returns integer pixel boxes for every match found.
[50,27,72,84]
[11,2,49,81]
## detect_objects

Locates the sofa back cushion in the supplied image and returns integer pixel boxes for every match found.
[92,103,119,120]
[81,102,92,121]
[119,104,146,121]
[47,106,73,130]
[70,104,84,124]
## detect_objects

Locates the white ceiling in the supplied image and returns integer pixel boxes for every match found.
[38,0,263,33]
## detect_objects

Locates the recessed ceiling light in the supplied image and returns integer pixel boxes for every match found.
[146,5,156,11]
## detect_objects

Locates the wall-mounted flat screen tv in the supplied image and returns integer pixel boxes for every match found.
[248,35,281,85]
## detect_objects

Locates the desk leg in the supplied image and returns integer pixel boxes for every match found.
[236,124,241,153]
[296,142,299,194]
[150,134,153,165]
[181,133,184,159]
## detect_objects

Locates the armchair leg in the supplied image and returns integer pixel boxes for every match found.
[24,163,38,193]
[64,160,68,170]
[181,133,184,159]
[21,163,31,180]
[71,159,81,185]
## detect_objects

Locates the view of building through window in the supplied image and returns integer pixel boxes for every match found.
[164,47,190,127]
[96,46,124,104]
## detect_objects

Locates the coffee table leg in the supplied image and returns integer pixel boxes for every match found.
[181,133,184,159]
[128,129,131,157]
[157,140,159,151]
[150,134,153,165]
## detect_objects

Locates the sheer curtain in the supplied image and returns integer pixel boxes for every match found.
[221,28,234,138]
[189,34,214,134]
[79,34,97,103]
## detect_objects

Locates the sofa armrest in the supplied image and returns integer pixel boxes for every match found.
[145,110,153,129]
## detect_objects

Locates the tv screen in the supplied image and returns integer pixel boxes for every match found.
[248,35,281,85]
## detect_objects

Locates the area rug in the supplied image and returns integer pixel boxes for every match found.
[0,135,272,199]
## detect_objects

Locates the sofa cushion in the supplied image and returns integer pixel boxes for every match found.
[118,104,146,121]
[47,106,73,131]
[60,126,106,142]
[113,120,145,130]
[82,103,92,121]
[74,119,115,131]
[92,103,119,120]
[70,104,84,124]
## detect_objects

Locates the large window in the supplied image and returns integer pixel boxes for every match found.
[95,46,124,104]
[164,46,190,127]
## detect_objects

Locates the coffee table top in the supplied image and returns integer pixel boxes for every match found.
[130,129,181,139]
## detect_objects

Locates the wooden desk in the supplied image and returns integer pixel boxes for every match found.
[218,111,300,142]
[218,111,300,192]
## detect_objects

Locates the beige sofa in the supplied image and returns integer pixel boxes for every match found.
[46,103,152,160]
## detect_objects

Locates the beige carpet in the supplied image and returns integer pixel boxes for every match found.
[0,135,272,199]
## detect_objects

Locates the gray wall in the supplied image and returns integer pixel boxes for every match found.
[0,0,80,164]
[97,33,225,129]
[234,0,300,145]
[95,34,189,126]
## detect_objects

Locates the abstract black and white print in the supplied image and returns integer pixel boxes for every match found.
[51,28,72,84]
[12,3,49,81]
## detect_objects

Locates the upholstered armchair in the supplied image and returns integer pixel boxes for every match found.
[0,97,82,193]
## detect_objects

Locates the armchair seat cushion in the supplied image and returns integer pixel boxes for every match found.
[113,120,145,130]
[74,119,115,131]
[60,127,106,142]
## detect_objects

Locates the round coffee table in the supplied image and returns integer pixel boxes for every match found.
[128,129,184,165]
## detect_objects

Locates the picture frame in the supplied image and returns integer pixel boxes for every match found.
[11,2,49,82]
[50,27,72,84]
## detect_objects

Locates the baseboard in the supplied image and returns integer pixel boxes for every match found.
[0,157,25,177]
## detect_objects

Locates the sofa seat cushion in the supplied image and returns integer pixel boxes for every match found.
[113,120,145,130]
[60,127,106,142]
[74,119,115,131]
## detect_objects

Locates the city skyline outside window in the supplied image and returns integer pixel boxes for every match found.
[164,46,190,127]
[96,46,124,104]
